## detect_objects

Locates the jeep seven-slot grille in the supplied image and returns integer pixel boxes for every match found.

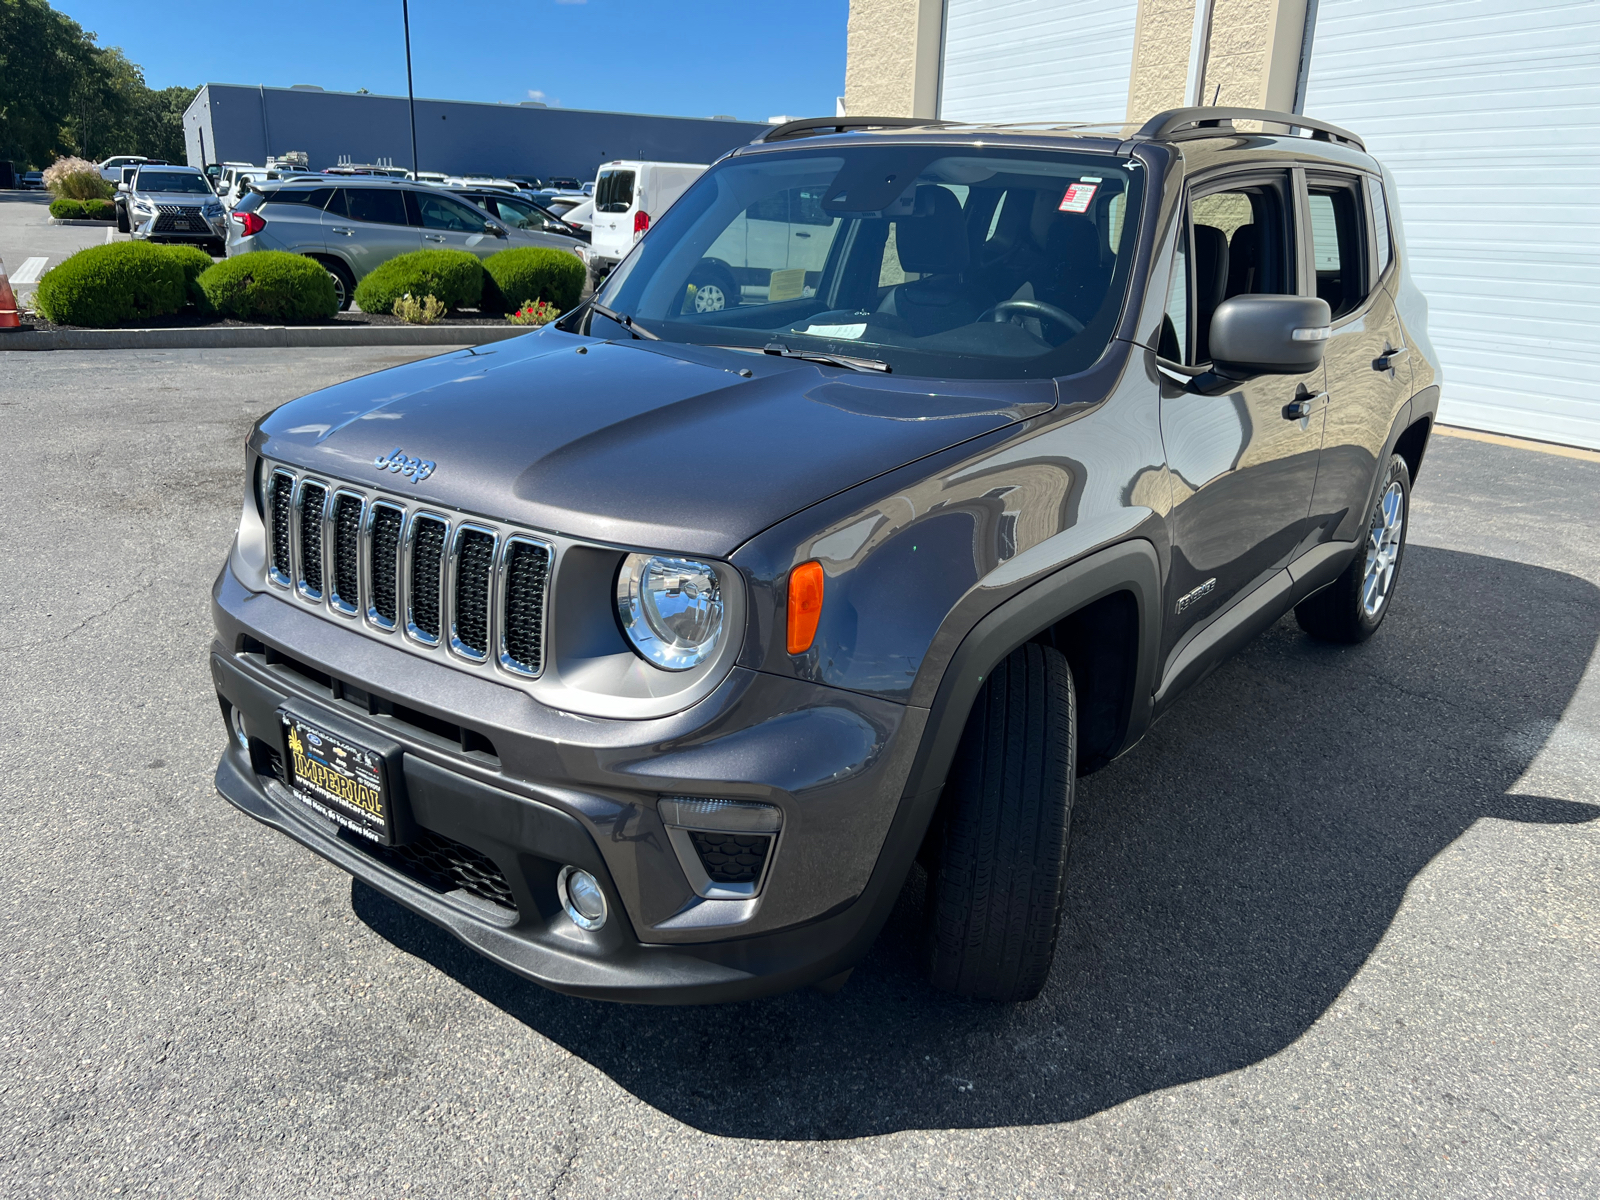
[453,529,495,657]
[298,483,326,595]
[262,465,552,680]
[268,473,294,583]
[332,494,362,609]
[502,541,550,675]
[410,516,447,642]
[369,504,403,625]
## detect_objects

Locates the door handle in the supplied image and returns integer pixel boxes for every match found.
[1283,390,1328,421]
[423,234,446,243]
[1374,345,1408,372]
[330,226,354,236]
[794,231,811,238]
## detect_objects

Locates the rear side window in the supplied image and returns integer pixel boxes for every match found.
[233,191,267,214]
[1308,179,1368,319]
[266,188,334,210]
[333,187,408,226]
[1366,176,1392,275]
[595,170,635,213]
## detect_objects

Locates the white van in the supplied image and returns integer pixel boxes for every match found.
[589,160,707,269]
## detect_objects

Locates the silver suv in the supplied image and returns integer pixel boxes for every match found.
[226,178,590,310]
[117,165,228,254]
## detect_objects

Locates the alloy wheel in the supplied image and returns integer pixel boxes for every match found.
[1362,481,1405,617]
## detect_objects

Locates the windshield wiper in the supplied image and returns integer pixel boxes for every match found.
[587,300,659,341]
[761,343,891,373]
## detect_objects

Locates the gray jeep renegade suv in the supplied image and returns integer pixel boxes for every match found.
[211,108,1439,1004]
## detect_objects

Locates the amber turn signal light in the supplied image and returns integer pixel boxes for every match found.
[786,560,824,655]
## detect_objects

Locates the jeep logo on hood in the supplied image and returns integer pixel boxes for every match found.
[374,448,436,485]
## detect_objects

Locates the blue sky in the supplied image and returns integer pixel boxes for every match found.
[59,0,849,123]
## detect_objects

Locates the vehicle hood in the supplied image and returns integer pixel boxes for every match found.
[254,328,1056,556]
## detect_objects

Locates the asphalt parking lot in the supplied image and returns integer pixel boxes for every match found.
[0,194,124,301]
[1,347,1596,1198]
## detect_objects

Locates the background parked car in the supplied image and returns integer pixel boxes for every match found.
[120,164,228,252]
[454,189,590,244]
[22,170,45,190]
[558,198,594,232]
[588,160,706,270]
[227,178,585,309]
[96,155,165,182]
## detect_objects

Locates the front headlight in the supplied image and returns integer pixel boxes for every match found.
[616,553,724,671]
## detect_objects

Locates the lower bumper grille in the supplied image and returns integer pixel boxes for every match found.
[350,828,518,911]
[689,831,773,885]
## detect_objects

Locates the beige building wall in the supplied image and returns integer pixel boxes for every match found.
[847,0,1311,123]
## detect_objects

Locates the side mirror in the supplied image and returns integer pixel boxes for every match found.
[1209,295,1331,377]
[485,221,507,238]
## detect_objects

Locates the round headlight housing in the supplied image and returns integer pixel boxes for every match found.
[616,553,725,671]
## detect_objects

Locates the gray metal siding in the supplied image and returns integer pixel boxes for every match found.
[1304,0,1600,449]
[183,85,769,182]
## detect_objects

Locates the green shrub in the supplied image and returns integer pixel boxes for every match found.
[197,252,338,323]
[353,249,483,315]
[49,198,87,219]
[43,156,113,201]
[162,244,219,309]
[482,247,585,314]
[84,198,116,220]
[32,242,187,327]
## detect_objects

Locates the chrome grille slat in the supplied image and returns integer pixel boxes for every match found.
[256,462,552,682]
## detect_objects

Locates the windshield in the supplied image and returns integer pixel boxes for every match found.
[137,171,213,195]
[591,146,1143,380]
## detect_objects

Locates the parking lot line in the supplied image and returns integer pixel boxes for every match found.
[1434,423,1600,463]
[105,226,114,244]
[10,257,48,285]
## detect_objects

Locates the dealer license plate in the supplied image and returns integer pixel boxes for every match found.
[282,712,393,843]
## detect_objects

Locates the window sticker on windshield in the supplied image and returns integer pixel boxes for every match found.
[803,323,867,340]
[1058,182,1099,214]
[768,268,807,303]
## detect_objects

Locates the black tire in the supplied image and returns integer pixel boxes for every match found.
[313,256,355,311]
[924,642,1077,1002]
[205,239,225,258]
[683,259,739,313]
[115,202,130,234]
[1295,452,1411,644]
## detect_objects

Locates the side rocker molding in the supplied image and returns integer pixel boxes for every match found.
[903,538,1163,803]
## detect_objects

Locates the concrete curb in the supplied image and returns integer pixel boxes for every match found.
[0,324,531,351]
[46,216,118,227]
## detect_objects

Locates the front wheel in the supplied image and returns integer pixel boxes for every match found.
[115,202,130,234]
[923,642,1077,1002]
[1295,452,1411,643]
[683,260,739,313]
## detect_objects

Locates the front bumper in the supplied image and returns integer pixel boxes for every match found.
[130,208,227,243]
[211,563,932,1003]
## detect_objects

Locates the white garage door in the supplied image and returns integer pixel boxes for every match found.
[940,0,1142,125]
[1303,0,1600,449]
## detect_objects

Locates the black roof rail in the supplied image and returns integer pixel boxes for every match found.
[1137,107,1365,152]
[758,116,945,143]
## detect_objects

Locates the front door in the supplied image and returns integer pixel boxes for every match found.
[1304,172,1414,545]
[1158,173,1328,669]
[408,190,506,261]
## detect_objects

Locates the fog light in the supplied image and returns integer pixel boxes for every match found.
[229,704,249,750]
[557,866,608,930]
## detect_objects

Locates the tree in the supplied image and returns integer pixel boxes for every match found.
[0,0,197,168]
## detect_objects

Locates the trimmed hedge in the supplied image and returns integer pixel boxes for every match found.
[162,244,219,310]
[32,242,188,327]
[50,197,116,220]
[353,249,483,315]
[482,247,584,314]
[197,252,338,323]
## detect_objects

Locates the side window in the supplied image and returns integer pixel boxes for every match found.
[1307,179,1368,319]
[415,192,490,231]
[1190,179,1289,362]
[341,188,407,226]
[1159,222,1189,363]
[1366,175,1392,275]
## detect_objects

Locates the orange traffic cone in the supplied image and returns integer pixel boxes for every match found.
[0,255,21,329]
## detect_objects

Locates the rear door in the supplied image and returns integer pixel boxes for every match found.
[1304,171,1414,546]
[591,167,636,261]
[323,187,419,279]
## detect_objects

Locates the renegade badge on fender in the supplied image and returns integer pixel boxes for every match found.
[212,108,1438,1003]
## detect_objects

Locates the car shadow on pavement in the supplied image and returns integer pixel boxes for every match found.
[354,544,1600,1138]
